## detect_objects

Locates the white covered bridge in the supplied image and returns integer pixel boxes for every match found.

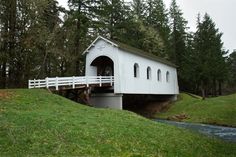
[29,36,179,109]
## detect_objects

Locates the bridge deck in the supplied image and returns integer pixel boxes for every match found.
[28,76,114,90]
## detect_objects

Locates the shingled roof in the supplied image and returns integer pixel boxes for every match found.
[83,36,177,68]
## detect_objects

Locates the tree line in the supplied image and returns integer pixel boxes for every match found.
[0,0,235,98]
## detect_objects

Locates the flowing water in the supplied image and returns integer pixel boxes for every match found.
[155,119,236,142]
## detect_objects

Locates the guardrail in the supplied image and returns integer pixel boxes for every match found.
[28,76,114,90]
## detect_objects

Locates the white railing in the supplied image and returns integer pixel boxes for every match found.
[28,76,114,90]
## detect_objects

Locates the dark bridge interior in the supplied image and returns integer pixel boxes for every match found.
[91,56,114,76]
[123,94,175,118]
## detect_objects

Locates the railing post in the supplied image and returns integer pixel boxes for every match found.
[46,77,49,88]
[28,80,31,89]
[72,76,75,89]
[110,76,113,86]
[38,79,40,88]
[56,77,58,90]
[34,79,36,88]
[86,76,88,87]
[99,75,102,87]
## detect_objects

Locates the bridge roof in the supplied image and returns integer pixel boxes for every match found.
[83,36,177,68]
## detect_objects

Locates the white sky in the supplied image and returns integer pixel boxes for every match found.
[58,0,236,52]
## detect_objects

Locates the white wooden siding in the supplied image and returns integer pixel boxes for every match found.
[85,39,179,95]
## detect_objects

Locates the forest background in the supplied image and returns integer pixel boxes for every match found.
[1,0,236,98]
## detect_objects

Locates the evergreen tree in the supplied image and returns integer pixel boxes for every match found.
[228,50,236,88]
[127,0,166,57]
[0,0,8,88]
[132,0,146,20]
[35,0,62,78]
[0,0,62,88]
[95,0,131,40]
[129,19,165,56]
[67,0,100,75]
[169,0,188,90]
[169,0,187,64]
[145,0,170,55]
[193,13,228,98]
[180,32,197,92]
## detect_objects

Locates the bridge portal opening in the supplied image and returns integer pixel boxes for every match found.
[90,56,114,94]
[91,56,114,76]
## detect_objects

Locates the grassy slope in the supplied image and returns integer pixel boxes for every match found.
[0,89,235,157]
[157,93,236,127]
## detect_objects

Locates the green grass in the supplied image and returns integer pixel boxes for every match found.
[157,93,236,127]
[0,89,236,156]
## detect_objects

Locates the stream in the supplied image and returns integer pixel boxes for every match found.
[155,119,236,142]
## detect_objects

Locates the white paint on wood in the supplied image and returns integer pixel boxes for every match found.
[85,37,179,95]
[28,76,114,90]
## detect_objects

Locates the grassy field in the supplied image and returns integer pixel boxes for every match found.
[0,89,236,156]
[156,93,236,127]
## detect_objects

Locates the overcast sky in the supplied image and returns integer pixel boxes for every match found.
[58,0,236,52]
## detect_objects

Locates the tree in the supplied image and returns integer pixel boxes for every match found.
[145,0,170,55]
[0,0,9,88]
[0,0,62,88]
[179,32,198,92]
[34,0,62,78]
[132,0,146,20]
[169,0,187,65]
[228,50,236,87]
[169,0,188,90]
[129,19,165,56]
[193,13,228,98]
[94,0,132,41]
[67,0,100,75]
